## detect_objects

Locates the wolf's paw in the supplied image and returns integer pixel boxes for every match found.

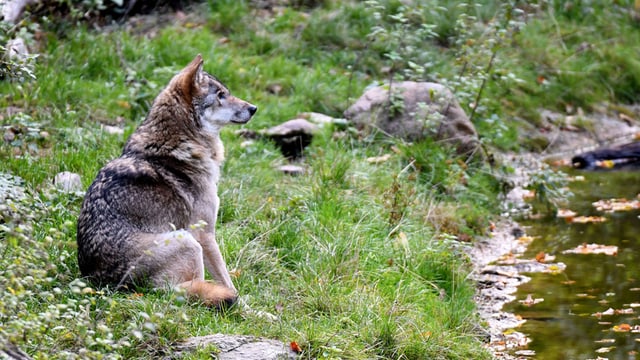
[180,280,237,310]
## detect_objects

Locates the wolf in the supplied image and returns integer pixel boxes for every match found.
[76,54,256,308]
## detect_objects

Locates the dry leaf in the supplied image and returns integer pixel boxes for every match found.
[515,350,536,356]
[595,160,615,169]
[543,264,564,274]
[557,208,577,219]
[562,243,618,256]
[366,154,392,164]
[570,216,607,224]
[519,294,544,307]
[517,235,535,244]
[594,339,616,344]
[290,341,302,353]
[593,198,640,212]
[595,346,614,353]
[612,323,631,332]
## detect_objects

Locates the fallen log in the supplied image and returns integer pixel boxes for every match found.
[572,142,640,169]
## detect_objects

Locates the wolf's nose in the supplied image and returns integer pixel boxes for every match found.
[248,105,257,116]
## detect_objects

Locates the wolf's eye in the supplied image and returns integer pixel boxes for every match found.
[217,91,226,100]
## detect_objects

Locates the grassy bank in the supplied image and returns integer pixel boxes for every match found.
[1,1,639,359]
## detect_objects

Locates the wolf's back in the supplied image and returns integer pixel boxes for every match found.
[76,162,139,284]
[77,154,196,285]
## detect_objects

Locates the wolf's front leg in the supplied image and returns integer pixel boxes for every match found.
[199,231,236,292]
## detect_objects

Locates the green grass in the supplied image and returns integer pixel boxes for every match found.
[1,1,639,359]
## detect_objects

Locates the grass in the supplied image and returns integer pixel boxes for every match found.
[1,0,639,359]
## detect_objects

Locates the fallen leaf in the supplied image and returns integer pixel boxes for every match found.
[617,308,634,314]
[591,308,633,318]
[116,100,131,109]
[595,346,614,353]
[519,294,544,307]
[593,198,640,212]
[550,158,571,167]
[535,252,556,263]
[619,113,635,123]
[594,338,616,344]
[593,308,616,318]
[595,160,615,169]
[229,268,242,278]
[612,323,631,332]
[562,243,618,256]
[290,341,302,353]
[557,208,577,219]
[570,216,607,224]
[366,154,392,164]
[515,349,536,356]
[544,264,565,274]
[517,235,535,244]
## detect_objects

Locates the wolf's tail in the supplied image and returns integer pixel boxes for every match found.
[179,280,237,309]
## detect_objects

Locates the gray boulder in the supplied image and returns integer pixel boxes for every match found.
[344,81,479,155]
[176,334,298,360]
[263,119,318,160]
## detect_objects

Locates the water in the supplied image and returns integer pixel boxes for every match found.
[504,169,640,360]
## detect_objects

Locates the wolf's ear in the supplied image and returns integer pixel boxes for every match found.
[178,54,204,102]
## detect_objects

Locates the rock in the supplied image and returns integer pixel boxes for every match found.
[572,141,640,169]
[344,81,479,155]
[0,337,32,360]
[53,172,83,193]
[522,107,640,155]
[0,172,26,203]
[6,38,29,61]
[298,112,348,128]
[277,164,305,176]
[101,124,124,135]
[176,334,297,360]
[262,119,318,160]
[1,0,37,24]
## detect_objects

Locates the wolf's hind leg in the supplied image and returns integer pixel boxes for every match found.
[134,230,237,308]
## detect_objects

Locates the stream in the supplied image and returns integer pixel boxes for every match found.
[505,168,640,359]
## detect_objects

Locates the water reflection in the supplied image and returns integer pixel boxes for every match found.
[505,170,640,360]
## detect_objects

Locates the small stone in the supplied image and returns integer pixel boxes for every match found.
[53,172,83,193]
[177,334,297,360]
[262,119,318,160]
[101,125,124,135]
[4,129,16,142]
[277,165,305,176]
[263,119,318,137]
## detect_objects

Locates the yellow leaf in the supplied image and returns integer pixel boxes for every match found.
[116,100,131,109]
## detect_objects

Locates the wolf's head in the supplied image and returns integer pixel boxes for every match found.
[172,54,257,129]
